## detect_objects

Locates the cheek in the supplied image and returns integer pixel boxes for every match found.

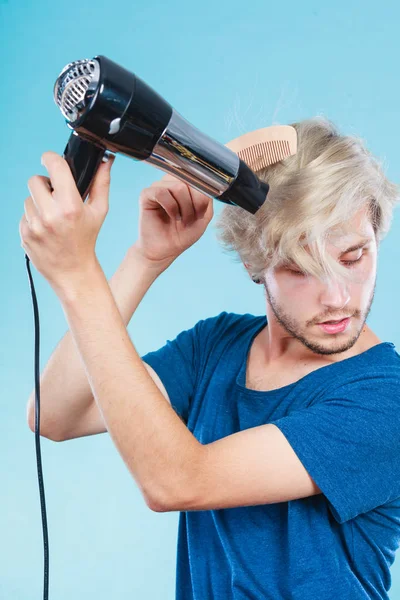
[286,275,314,290]
[350,259,376,287]
[269,277,314,307]
[270,272,313,293]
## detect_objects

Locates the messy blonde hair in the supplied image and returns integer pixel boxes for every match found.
[214,116,400,283]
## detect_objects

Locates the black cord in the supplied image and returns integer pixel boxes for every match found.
[25,253,50,600]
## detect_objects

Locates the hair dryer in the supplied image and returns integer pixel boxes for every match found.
[53,55,270,214]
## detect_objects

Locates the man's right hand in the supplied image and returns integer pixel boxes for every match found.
[132,173,214,270]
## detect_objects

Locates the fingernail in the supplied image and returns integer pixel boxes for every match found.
[102,152,115,163]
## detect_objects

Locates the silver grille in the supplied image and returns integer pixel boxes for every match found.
[53,58,100,122]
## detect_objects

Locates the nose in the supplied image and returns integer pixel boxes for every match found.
[319,277,351,313]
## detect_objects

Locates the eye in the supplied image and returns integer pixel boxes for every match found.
[342,254,364,267]
[288,253,365,276]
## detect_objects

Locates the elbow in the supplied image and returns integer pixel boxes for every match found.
[147,496,170,513]
[147,490,183,513]
[28,424,64,443]
[144,476,190,513]
[26,399,39,435]
[27,405,63,442]
[147,446,205,513]
[148,488,198,513]
[145,483,173,513]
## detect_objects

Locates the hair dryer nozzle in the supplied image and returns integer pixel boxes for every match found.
[217,160,270,214]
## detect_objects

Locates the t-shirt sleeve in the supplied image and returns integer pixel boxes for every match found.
[270,369,400,524]
[140,312,231,424]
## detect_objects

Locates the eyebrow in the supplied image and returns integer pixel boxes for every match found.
[339,238,372,256]
[284,237,372,269]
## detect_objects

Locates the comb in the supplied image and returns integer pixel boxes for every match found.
[225,125,297,172]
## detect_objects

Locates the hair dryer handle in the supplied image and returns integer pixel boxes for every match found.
[62,132,107,201]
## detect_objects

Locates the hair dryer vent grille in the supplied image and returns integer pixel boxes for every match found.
[54,59,98,122]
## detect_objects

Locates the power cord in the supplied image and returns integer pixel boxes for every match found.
[25,253,50,600]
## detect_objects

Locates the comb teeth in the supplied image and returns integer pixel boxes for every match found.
[237,140,291,171]
[225,125,297,172]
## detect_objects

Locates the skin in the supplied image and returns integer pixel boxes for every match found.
[244,206,381,367]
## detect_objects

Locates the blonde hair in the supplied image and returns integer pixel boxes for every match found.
[214,116,400,283]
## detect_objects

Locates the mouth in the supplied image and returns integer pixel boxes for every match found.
[318,316,351,324]
[318,316,352,334]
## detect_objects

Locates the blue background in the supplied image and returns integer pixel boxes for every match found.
[2,0,400,597]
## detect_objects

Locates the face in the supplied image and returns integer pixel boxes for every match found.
[260,209,378,358]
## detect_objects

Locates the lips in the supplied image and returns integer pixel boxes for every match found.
[319,316,350,324]
[318,317,351,334]
[323,319,344,324]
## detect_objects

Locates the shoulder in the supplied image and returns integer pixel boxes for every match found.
[195,310,266,342]
[322,344,400,410]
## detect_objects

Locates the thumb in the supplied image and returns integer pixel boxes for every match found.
[86,153,115,210]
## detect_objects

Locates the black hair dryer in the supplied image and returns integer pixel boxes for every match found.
[53,55,269,214]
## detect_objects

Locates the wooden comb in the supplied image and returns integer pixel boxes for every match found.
[225,125,297,172]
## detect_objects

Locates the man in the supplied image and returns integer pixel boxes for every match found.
[23,116,400,599]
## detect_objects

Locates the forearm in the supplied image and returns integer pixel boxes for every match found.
[57,261,202,510]
[27,244,165,439]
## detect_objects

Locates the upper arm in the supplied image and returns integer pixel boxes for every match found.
[166,423,321,512]
[59,362,172,441]
[170,376,400,521]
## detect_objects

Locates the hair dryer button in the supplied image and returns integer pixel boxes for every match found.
[108,118,121,135]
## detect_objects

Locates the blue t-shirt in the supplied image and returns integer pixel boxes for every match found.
[141,311,400,599]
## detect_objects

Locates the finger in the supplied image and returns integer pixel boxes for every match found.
[201,197,214,222]
[172,182,196,224]
[20,212,29,236]
[21,200,44,239]
[19,213,30,249]
[41,151,81,208]
[149,181,196,225]
[185,185,198,221]
[190,188,213,219]
[165,182,208,224]
[86,154,115,212]
[193,199,211,221]
[26,175,55,217]
[140,187,182,221]
[24,195,39,225]
[153,177,211,219]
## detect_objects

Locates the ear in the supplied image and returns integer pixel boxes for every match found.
[243,262,263,284]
